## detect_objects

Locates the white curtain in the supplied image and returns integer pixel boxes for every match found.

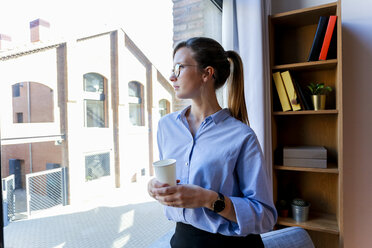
[222,0,272,180]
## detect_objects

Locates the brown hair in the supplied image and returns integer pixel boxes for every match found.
[173,37,249,125]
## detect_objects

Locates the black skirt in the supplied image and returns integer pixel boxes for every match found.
[170,222,264,248]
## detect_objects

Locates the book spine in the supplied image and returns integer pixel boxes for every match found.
[272,72,292,112]
[280,71,301,111]
[308,16,329,61]
[319,16,337,60]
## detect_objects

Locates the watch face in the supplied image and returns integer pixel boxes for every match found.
[213,199,225,213]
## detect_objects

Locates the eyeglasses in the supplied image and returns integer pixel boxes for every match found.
[172,63,199,78]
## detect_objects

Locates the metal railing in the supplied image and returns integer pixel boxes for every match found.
[2,174,16,221]
[26,167,67,216]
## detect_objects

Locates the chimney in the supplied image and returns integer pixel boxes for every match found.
[30,18,50,43]
[0,34,12,51]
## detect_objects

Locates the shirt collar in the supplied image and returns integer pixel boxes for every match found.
[176,105,230,124]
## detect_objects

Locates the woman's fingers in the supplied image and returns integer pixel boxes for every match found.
[152,185,177,196]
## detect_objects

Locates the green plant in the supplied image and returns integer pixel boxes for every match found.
[291,198,310,207]
[307,82,332,95]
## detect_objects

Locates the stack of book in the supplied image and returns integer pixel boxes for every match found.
[272,70,311,112]
[283,146,327,168]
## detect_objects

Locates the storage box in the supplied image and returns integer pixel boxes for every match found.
[283,146,327,168]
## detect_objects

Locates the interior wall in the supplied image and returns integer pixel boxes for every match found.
[341,0,372,247]
[271,0,372,247]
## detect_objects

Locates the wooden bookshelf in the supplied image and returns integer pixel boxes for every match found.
[272,59,337,71]
[269,2,343,247]
[275,163,339,174]
[278,212,339,234]
[273,109,338,115]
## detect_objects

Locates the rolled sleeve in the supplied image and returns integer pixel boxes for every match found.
[229,133,277,235]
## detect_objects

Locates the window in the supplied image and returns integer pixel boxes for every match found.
[12,83,21,97]
[128,81,144,126]
[85,152,110,181]
[159,99,170,117]
[83,73,108,128]
[16,113,23,123]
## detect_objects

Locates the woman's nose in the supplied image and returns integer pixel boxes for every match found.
[169,73,177,82]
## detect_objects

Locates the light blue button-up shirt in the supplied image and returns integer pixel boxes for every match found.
[157,106,277,236]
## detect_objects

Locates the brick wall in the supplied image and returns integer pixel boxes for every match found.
[172,0,222,111]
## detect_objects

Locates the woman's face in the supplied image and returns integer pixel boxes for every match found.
[170,47,204,99]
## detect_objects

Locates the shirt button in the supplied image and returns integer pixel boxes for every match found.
[185,162,189,166]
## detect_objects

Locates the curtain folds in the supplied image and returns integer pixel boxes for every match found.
[222,0,272,180]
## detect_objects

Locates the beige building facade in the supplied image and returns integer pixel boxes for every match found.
[0,23,174,205]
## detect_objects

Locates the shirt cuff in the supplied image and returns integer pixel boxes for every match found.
[230,196,275,236]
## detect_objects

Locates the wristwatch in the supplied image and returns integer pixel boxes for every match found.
[212,192,225,213]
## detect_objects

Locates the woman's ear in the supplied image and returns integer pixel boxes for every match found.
[202,66,215,82]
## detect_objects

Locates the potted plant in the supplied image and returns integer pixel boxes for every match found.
[277,199,289,218]
[291,198,310,222]
[307,82,332,110]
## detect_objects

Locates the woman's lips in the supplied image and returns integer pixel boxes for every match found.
[173,85,180,90]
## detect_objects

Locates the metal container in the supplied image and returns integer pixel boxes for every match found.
[291,204,310,222]
[312,95,326,110]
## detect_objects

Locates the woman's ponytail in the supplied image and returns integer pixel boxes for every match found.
[225,50,249,125]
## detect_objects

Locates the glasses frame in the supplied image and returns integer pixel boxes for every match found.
[172,63,199,78]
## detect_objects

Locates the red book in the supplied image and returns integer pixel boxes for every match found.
[319,15,337,60]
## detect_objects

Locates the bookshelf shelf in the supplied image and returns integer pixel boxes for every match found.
[271,2,337,27]
[274,164,338,174]
[278,212,339,235]
[270,1,342,247]
[273,110,338,115]
[273,59,337,71]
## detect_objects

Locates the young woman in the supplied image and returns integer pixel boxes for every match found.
[148,37,277,248]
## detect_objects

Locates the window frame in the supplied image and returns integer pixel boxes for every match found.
[83,73,108,128]
[128,81,145,126]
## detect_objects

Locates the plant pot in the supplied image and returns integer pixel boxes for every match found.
[312,95,326,110]
[291,203,310,222]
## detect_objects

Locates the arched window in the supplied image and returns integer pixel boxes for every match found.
[128,81,144,126]
[83,73,107,128]
[159,99,170,117]
[11,82,54,123]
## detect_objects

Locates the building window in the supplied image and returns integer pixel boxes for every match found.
[159,99,170,117]
[128,81,144,126]
[16,113,23,123]
[12,83,21,97]
[85,152,110,181]
[83,73,108,128]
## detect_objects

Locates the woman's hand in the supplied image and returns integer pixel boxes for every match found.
[151,183,217,209]
[147,178,169,199]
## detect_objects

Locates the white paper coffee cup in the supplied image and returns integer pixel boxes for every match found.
[153,159,176,186]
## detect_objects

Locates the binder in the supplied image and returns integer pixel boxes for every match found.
[308,16,329,61]
[319,15,337,60]
[272,72,292,112]
[280,71,301,111]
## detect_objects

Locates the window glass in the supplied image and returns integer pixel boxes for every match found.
[83,73,107,128]
[85,153,110,181]
[85,100,105,127]
[84,74,104,93]
[128,81,144,126]
[159,99,170,117]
